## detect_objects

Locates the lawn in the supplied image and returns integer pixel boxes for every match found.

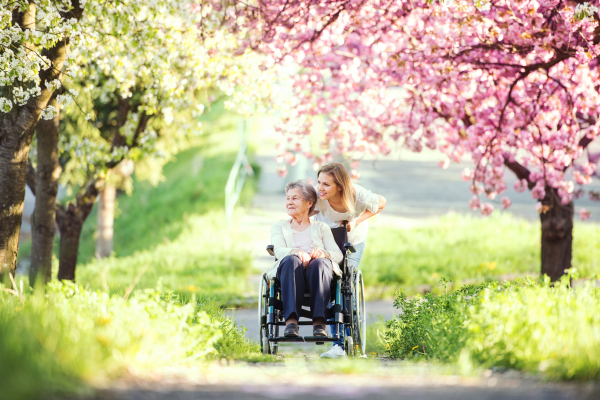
[362,213,600,297]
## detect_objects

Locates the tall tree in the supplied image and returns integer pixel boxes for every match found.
[250,0,600,280]
[0,0,87,276]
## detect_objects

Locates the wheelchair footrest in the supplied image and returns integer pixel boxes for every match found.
[270,335,341,343]
[268,321,348,326]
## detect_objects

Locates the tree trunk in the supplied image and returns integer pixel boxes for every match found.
[0,4,38,276]
[29,98,62,286]
[96,183,116,259]
[55,180,103,281]
[540,186,574,282]
[56,207,84,281]
[0,116,33,275]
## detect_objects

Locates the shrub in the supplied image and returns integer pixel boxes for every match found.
[384,280,486,361]
[383,277,600,380]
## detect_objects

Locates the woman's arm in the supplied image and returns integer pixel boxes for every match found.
[348,194,386,232]
[320,225,343,264]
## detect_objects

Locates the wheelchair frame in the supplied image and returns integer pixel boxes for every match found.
[258,223,366,357]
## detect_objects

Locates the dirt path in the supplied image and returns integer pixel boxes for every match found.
[80,362,600,400]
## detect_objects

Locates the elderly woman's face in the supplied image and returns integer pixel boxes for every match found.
[286,187,312,217]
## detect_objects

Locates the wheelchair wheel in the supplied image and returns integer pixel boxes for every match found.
[353,270,366,356]
[258,275,270,355]
[345,336,354,357]
[262,337,272,355]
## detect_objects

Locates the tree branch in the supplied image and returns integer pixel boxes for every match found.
[504,158,535,189]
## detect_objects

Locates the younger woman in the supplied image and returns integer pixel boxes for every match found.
[313,162,387,358]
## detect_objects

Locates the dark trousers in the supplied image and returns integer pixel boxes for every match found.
[276,255,333,322]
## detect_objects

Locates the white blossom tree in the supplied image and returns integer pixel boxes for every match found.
[25,0,278,283]
[0,0,91,277]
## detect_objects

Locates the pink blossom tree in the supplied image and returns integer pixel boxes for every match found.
[247,0,600,280]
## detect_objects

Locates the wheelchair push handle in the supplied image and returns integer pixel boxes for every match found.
[341,221,356,253]
[266,245,275,257]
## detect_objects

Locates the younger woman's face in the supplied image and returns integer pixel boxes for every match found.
[317,172,341,201]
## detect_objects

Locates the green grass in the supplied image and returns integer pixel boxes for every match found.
[0,282,259,400]
[362,213,600,297]
[383,277,600,380]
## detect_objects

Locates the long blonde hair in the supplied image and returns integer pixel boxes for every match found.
[317,162,355,215]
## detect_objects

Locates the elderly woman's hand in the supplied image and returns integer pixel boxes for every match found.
[309,248,329,261]
[294,250,311,267]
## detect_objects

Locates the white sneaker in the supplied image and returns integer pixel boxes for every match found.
[320,344,346,358]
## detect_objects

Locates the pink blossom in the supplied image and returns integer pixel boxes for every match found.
[481,202,494,216]
[350,169,360,180]
[573,171,592,185]
[573,188,585,199]
[469,196,481,210]
[501,196,512,210]
[579,208,591,221]
[438,158,450,170]
[461,168,474,182]
[514,179,528,193]
[531,182,546,200]
[276,165,288,178]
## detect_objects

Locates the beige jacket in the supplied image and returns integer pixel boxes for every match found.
[267,219,344,280]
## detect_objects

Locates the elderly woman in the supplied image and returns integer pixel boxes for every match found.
[267,180,343,338]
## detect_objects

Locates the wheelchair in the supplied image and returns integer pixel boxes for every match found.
[258,222,366,357]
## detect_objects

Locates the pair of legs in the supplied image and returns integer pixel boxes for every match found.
[276,255,333,329]
[330,240,367,347]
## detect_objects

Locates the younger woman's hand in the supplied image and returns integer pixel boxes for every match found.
[346,220,357,232]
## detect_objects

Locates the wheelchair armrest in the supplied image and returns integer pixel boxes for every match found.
[344,242,356,253]
[266,245,275,257]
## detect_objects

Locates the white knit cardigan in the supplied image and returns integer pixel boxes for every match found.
[266,219,344,280]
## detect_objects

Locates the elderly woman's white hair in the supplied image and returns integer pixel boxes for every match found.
[285,180,318,215]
